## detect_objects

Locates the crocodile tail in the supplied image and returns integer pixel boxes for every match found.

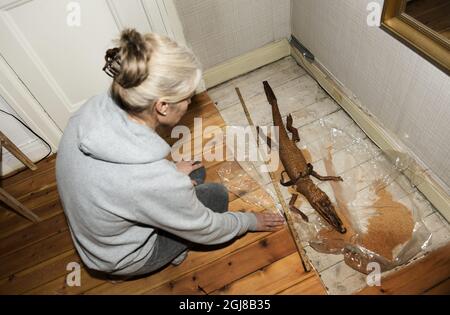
[263,80,285,133]
[263,81,277,105]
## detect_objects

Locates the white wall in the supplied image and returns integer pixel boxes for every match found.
[174,0,291,69]
[0,94,48,175]
[292,0,450,187]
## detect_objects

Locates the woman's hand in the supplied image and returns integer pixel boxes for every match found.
[176,160,203,175]
[176,160,203,185]
[253,212,286,232]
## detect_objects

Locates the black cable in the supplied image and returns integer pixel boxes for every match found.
[0,109,53,179]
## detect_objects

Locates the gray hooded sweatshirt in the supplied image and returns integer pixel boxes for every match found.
[56,92,257,275]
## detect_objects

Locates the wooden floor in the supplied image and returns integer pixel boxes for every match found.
[405,0,450,40]
[1,91,449,295]
[0,92,325,295]
[358,243,450,295]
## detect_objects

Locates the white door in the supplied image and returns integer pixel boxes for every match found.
[0,0,185,144]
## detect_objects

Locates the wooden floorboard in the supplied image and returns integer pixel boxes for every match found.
[85,232,271,295]
[0,212,68,258]
[424,278,450,295]
[145,228,296,295]
[0,230,73,278]
[1,155,56,187]
[211,253,316,295]
[0,250,78,294]
[357,244,450,294]
[405,0,450,40]
[0,196,62,240]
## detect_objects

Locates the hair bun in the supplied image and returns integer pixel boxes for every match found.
[120,29,147,58]
[114,28,152,89]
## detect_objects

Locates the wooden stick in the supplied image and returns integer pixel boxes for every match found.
[235,87,312,272]
[0,131,37,171]
[0,131,40,222]
[0,187,41,222]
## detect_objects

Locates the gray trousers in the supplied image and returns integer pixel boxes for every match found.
[128,166,228,276]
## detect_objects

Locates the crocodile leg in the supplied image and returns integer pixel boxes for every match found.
[310,168,343,182]
[289,194,309,222]
[286,114,300,143]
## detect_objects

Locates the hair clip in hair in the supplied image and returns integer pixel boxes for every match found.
[102,47,121,79]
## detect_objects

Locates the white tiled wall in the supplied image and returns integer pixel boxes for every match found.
[174,0,291,69]
[292,0,450,187]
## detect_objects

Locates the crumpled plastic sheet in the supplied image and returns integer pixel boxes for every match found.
[217,128,280,213]
[217,116,432,274]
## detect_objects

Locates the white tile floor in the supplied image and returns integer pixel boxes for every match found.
[208,56,450,295]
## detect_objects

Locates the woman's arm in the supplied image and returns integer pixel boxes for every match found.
[131,160,258,245]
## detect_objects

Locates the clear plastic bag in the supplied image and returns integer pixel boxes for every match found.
[291,119,433,274]
[217,118,432,274]
[217,161,277,211]
[217,127,280,213]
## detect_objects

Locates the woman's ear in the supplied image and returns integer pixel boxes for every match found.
[154,100,169,116]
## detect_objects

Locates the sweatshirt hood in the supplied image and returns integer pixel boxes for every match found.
[75,92,171,164]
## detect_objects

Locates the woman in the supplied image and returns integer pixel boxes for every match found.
[56,29,284,277]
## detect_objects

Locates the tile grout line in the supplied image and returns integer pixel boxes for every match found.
[212,71,310,112]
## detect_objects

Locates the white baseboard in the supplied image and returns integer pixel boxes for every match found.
[1,139,49,176]
[203,39,291,89]
[290,46,450,222]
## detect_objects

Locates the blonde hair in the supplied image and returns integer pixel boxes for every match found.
[104,29,202,114]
